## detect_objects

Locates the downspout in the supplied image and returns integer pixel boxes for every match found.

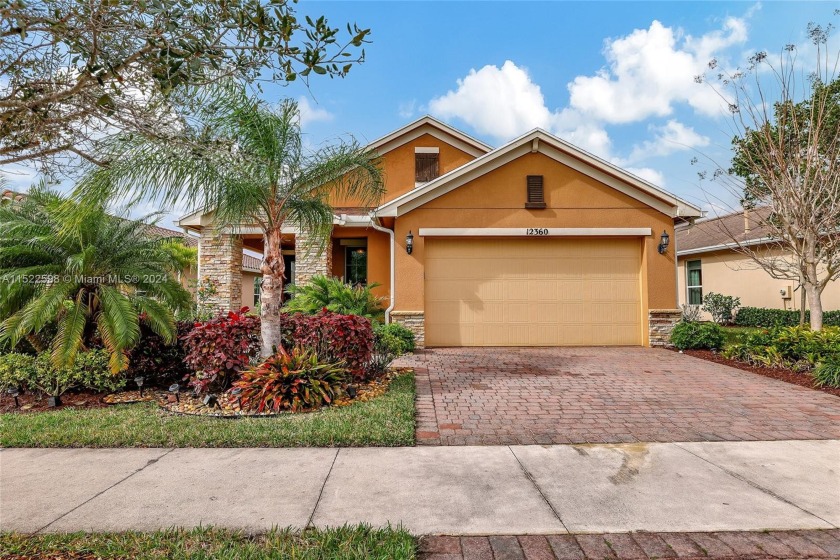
[673,221,679,309]
[369,212,396,323]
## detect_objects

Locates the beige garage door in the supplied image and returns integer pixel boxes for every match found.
[425,237,642,346]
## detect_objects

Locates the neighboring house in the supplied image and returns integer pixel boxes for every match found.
[1,188,262,310]
[177,116,702,348]
[676,207,840,314]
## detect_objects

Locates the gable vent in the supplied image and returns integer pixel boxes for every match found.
[525,175,546,209]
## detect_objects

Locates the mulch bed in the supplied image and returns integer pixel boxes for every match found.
[1,371,404,416]
[0,390,112,414]
[681,349,840,398]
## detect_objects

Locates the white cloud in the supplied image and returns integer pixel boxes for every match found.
[568,18,746,123]
[626,119,710,163]
[428,61,612,157]
[625,166,666,187]
[398,99,417,119]
[429,61,554,140]
[297,96,333,127]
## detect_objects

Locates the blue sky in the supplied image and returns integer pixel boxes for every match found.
[3,1,838,229]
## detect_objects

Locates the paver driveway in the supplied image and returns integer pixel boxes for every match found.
[394,347,840,445]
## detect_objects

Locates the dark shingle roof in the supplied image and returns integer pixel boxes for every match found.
[677,207,775,253]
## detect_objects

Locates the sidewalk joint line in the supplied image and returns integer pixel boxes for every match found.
[674,443,837,529]
[34,448,176,534]
[306,448,339,529]
[507,446,569,533]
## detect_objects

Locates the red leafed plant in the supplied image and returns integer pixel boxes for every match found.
[233,347,349,413]
[280,310,374,381]
[183,307,261,393]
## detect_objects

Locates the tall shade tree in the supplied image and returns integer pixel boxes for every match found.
[77,83,385,356]
[697,22,840,330]
[0,186,192,371]
[1,0,370,171]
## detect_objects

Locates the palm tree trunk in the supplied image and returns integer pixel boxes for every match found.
[260,226,286,357]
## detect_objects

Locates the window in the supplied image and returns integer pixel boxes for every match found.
[525,175,546,209]
[415,152,439,182]
[686,260,702,305]
[253,276,262,307]
[345,246,367,285]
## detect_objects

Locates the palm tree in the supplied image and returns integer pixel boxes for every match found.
[0,186,192,372]
[77,83,385,356]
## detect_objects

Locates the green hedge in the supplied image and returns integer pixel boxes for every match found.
[734,307,840,328]
[670,321,725,350]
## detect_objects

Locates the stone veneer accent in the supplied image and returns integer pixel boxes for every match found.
[390,311,425,349]
[294,229,332,286]
[199,229,243,313]
[648,309,681,347]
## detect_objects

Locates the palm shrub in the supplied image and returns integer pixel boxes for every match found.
[0,187,192,372]
[284,275,385,322]
[233,347,349,413]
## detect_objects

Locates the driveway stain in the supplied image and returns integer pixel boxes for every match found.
[606,443,650,484]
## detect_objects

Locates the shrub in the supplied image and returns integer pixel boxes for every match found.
[374,323,416,355]
[281,311,373,382]
[670,321,725,350]
[680,304,702,323]
[127,321,193,387]
[72,349,126,393]
[702,292,741,325]
[0,350,124,397]
[814,357,840,388]
[284,275,386,322]
[0,353,37,391]
[183,308,261,393]
[722,325,840,369]
[233,347,349,412]
[735,307,840,328]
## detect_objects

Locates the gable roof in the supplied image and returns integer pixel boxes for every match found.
[367,115,492,157]
[374,128,703,219]
[677,206,775,255]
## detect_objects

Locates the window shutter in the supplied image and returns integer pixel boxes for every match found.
[415,153,439,182]
[525,175,546,209]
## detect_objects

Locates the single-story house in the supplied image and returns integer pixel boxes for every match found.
[177,117,702,347]
[676,207,840,315]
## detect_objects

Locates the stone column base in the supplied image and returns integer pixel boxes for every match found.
[649,309,682,347]
[390,311,425,349]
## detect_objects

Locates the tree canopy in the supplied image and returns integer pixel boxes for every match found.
[0,0,370,170]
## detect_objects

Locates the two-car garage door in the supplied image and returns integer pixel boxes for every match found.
[424,237,642,346]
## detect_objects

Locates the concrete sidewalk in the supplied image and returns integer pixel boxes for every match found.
[1,440,838,535]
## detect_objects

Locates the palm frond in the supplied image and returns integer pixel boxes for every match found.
[51,291,89,369]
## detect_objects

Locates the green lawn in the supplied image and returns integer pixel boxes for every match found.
[0,525,416,560]
[722,325,763,345]
[0,373,415,448]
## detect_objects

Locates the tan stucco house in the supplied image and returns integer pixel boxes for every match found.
[177,117,703,347]
[676,208,840,315]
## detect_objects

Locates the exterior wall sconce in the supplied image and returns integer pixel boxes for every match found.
[658,230,670,254]
[406,230,414,254]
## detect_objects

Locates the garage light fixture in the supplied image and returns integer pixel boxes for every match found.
[658,230,670,254]
[406,230,414,254]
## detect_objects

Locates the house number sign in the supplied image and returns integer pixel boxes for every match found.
[526,228,550,236]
